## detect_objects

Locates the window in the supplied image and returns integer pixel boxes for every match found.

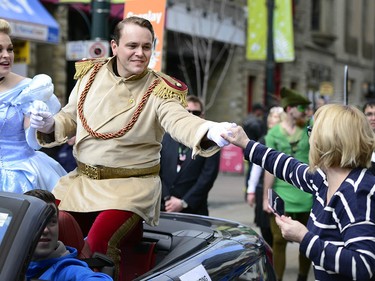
[310,0,336,47]
[344,1,359,54]
[362,0,374,59]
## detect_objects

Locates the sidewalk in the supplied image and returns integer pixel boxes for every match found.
[208,172,315,281]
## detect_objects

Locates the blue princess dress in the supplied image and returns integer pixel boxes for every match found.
[0,74,67,193]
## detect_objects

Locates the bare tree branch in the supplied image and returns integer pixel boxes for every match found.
[206,44,237,110]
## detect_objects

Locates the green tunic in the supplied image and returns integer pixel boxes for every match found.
[265,123,313,213]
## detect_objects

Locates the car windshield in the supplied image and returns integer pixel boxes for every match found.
[0,208,13,246]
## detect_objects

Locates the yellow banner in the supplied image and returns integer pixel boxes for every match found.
[124,0,167,72]
[246,0,267,60]
[247,0,294,62]
[274,0,294,62]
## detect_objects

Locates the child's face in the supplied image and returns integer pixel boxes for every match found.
[33,204,59,260]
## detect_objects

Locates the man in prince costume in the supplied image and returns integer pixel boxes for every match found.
[31,17,233,280]
[0,19,66,193]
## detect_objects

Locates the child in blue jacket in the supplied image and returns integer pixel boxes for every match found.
[25,189,112,281]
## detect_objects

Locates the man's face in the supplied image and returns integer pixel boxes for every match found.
[111,23,153,78]
[33,204,59,260]
[289,105,307,127]
[364,105,375,132]
[186,101,203,118]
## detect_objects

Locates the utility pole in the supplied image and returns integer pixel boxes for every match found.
[265,0,275,108]
[91,0,110,40]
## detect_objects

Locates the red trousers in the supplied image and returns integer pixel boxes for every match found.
[70,210,143,281]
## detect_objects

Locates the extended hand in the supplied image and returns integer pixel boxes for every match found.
[275,215,308,243]
[207,122,237,147]
[221,125,250,149]
[30,111,55,134]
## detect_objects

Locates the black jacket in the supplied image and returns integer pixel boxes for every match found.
[160,133,220,215]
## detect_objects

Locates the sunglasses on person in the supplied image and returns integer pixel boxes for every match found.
[307,125,313,137]
[188,110,202,116]
[297,105,307,113]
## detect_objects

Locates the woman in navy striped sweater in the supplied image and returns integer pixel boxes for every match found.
[223,104,375,281]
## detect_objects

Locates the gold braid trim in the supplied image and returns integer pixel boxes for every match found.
[153,82,187,107]
[74,58,109,80]
[152,71,188,107]
[78,62,161,140]
[106,214,141,281]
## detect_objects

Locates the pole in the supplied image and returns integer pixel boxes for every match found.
[265,0,275,109]
[91,0,110,40]
[344,65,348,105]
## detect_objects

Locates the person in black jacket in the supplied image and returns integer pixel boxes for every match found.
[363,101,375,175]
[160,95,220,216]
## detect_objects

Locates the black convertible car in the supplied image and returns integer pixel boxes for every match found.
[0,191,276,280]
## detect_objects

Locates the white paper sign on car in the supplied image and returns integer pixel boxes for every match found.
[179,264,212,281]
[0,212,9,227]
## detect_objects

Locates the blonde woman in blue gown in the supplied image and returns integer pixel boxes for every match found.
[0,19,66,193]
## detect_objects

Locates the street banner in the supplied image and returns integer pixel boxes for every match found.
[274,0,294,62]
[246,0,267,60]
[246,0,295,62]
[124,0,167,72]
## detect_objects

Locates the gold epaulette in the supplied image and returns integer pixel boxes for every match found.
[74,58,109,80]
[152,71,188,107]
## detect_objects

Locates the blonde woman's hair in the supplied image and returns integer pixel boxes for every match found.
[0,19,11,35]
[267,106,285,128]
[309,104,375,171]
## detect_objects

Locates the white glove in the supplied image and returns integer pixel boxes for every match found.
[30,111,55,134]
[207,122,236,147]
[31,100,49,113]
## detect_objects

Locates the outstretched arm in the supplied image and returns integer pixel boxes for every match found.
[222,126,314,194]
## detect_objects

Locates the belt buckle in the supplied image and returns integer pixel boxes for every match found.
[83,163,100,180]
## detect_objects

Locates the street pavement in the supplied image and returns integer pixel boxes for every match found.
[208,172,315,281]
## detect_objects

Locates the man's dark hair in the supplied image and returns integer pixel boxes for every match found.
[187,95,204,111]
[362,100,375,112]
[252,103,264,112]
[112,16,155,44]
[24,189,58,214]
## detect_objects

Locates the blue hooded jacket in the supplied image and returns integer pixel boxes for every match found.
[26,246,112,281]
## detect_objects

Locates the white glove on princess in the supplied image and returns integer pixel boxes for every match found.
[207,122,236,147]
[30,111,55,134]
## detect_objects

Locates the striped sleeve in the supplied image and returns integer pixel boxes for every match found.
[244,140,314,194]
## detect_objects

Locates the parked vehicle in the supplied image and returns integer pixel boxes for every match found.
[0,191,276,280]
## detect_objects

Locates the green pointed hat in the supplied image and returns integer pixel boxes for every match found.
[281,87,311,108]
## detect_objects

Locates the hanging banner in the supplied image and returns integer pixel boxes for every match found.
[246,0,267,60]
[124,0,167,71]
[274,0,294,62]
[246,0,295,62]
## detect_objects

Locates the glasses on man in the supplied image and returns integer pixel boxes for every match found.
[188,110,202,116]
[297,105,307,113]
[307,125,313,137]
[365,112,375,118]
